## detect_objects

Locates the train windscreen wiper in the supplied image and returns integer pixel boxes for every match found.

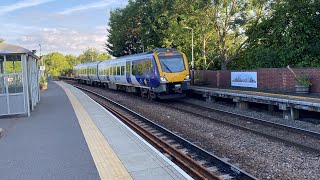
[160,61,172,72]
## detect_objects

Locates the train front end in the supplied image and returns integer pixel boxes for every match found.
[153,49,190,99]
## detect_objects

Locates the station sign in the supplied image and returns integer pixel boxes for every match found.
[39,66,45,71]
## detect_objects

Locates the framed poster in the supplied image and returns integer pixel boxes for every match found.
[231,72,257,88]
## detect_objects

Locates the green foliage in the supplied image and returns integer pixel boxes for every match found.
[295,74,312,86]
[43,48,111,77]
[39,76,47,85]
[77,48,111,63]
[0,38,4,43]
[43,52,70,77]
[106,0,270,70]
[242,0,320,68]
[106,0,144,57]
[106,0,319,70]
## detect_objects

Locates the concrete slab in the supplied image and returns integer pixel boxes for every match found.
[62,82,191,180]
[0,82,99,180]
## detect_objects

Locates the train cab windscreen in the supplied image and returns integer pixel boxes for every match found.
[158,53,185,73]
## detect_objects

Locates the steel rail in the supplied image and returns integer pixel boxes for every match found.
[179,99,320,139]
[74,85,220,179]
[70,83,257,180]
[168,100,320,154]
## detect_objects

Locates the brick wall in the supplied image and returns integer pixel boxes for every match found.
[196,68,320,93]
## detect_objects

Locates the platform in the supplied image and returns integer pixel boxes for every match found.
[191,86,320,120]
[0,81,190,180]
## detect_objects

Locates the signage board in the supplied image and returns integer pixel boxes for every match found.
[231,72,257,88]
[39,66,45,71]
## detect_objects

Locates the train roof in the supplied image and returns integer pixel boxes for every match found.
[73,48,182,68]
[74,61,100,67]
[99,48,180,65]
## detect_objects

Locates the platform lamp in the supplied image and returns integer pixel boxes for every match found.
[183,26,194,85]
[39,44,45,78]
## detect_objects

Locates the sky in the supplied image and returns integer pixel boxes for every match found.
[0,0,128,56]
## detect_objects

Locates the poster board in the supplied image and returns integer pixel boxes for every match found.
[231,72,257,88]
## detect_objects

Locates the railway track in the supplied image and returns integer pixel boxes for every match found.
[164,99,320,154]
[71,83,257,180]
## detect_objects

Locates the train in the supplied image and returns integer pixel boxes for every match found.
[73,48,190,99]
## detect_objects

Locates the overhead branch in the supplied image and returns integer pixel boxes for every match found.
[226,38,248,64]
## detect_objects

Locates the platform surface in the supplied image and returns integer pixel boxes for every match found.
[191,86,320,107]
[0,81,190,180]
[0,81,99,179]
[57,81,190,180]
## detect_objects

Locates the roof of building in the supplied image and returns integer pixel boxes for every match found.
[0,43,39,59]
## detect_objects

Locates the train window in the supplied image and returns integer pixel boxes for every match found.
[126,62,130,75]
[132,64,137,75]
[136,59,152,76]
[158,54,185,72]
[113,66,116,75]
[106,67,109,75]
[117,66,120,75]
[137,63,143,75]
[121,66,125,76]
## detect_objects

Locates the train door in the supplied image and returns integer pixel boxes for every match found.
[126,61,132,84]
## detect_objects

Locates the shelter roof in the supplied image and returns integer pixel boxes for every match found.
[0,43,39,59]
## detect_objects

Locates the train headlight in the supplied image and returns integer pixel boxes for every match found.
[160,76,167,82]
[185,74,190,80]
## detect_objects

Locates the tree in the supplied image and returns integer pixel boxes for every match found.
[242,0,320,68]
[77,48,112,63]
[0,38,4,43]
[105,0,271,70]
[106,0,143,57]
[206,0,270,70]
[43,52,70,77]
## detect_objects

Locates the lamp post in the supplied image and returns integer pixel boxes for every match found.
[183,26,194,85]
[39,44,45,77]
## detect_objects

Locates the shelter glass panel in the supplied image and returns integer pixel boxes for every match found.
[8,74,23,93]
[0,56,4,74]
[0,75,5,94]
[6,55,22,73]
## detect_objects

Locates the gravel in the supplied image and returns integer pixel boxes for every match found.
[181,97,320,133]
[69,82,320,179]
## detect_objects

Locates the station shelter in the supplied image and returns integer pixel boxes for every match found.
[0,43,40,116]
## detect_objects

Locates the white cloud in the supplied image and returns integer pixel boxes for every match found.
[0,0,53,15]
[14,27,108,55]
[59,0,118,15]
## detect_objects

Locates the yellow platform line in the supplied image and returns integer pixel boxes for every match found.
[193,86,320,101]
[56,82,132,180]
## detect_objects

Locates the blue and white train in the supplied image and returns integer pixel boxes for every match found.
[73,48,190,99]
